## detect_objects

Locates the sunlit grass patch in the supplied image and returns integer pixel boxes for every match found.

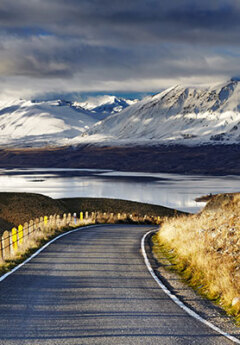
[154,193,240,324]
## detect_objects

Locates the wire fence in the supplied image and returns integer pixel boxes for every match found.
[0,211,162,262]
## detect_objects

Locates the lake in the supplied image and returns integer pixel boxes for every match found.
[0,168,239,213]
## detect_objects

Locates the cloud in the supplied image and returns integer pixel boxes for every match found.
[0,0,240,97]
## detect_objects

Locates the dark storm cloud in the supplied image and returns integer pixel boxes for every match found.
[0,0,240,96]
[1,0,240,43]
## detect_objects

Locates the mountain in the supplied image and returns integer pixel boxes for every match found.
[0,99,97,147]
[2,81,240,148]
[82,80,240,145]
[72,95,138,119]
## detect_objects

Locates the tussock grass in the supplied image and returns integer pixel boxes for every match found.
[154,193,240,323]
[0,223,77,276]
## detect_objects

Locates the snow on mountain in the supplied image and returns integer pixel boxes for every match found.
[81,80,240,145]
[0,99,97,147]
[72,95,138,119]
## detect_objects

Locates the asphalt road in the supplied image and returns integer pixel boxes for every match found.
[0,224,235,345]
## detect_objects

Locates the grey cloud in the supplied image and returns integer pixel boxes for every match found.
[0,0,240,96]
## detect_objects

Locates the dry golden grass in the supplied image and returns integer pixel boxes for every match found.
[154,193,240,321]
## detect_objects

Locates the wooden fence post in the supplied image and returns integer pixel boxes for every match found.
[80,212,83,221]
[11,228,18,252]
[23,222,29,243]
[2,231,10,259]
[63,214,67,227]
[39,217,44,231]
[67,213,72,225]
[56,215,61,229]
[49,215,53,230]
[18,225,23,245]
[29,220,34,238]
[0,237,3,261]
[44,216,48,231]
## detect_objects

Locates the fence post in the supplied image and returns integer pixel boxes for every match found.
[49,215,53,230]
[52,215,56,229]
[67,213,71,225]
[63,214,67,227]
[23,222,29,243]
[39,217,44,231]
[18,225,23,245]
[44,216,48,231]
[0,237,3,261]
[80,212,83,221]
[29,220,34,238]
[73,213,77,225]
[11,228,18,252]
[2,231,10,259]
[56,215,61,229]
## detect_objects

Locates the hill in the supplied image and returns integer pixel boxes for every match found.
[154,192,240,321]
[0,193,183,234]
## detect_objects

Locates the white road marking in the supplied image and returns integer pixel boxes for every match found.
[1,224,239,344]
[0,224,100,282]
[141,229,240,344]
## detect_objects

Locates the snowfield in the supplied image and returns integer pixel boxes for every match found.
[0,99,97,147]
[83,80,240,146]
[72,95,137,119]
[2,80,240,147]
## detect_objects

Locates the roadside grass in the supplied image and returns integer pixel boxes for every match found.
[0,224,82,277]
[153,193,240,324]
[0,212,162,279]
[0,193,184,234]
[59,197,183,218]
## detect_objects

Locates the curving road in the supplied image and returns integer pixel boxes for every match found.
[0,224,236,345]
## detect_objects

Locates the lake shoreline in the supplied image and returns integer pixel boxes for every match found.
[0,144,240,175]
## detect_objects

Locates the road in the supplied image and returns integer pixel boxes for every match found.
[0,224,236,345]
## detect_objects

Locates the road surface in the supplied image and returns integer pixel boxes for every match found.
[0,225,236,344]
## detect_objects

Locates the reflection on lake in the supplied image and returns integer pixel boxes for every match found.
[0,168,239,213]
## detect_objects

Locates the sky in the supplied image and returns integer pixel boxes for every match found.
[1,0,240,99]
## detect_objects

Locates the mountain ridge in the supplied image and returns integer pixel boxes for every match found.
[83,79,240,145]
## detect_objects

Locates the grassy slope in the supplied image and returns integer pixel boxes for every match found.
[60,197,182,217]
[0,193,184,234]
[154,192,240,322]
[0,193,67,233]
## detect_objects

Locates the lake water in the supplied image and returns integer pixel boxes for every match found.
[0,168,239,213]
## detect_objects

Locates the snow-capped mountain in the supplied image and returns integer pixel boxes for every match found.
[72,95,138,119]
[0,99,97,147]
[2,80,240,148]
[82,79,240,145]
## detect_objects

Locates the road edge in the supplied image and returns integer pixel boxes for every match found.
[141,229,240,344]
[0,224,101,282]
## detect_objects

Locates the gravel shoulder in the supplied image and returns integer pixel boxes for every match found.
[145,231,240,340]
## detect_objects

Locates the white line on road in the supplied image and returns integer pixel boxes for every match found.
[1,224,239,343]
[0,224,101,282]
[141,229,240,344]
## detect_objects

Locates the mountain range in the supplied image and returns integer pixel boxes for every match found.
[85,79,240,145]
[0,96,135,147]
[1,80,240,147]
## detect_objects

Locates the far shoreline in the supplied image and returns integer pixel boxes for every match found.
[0,143,240,175]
